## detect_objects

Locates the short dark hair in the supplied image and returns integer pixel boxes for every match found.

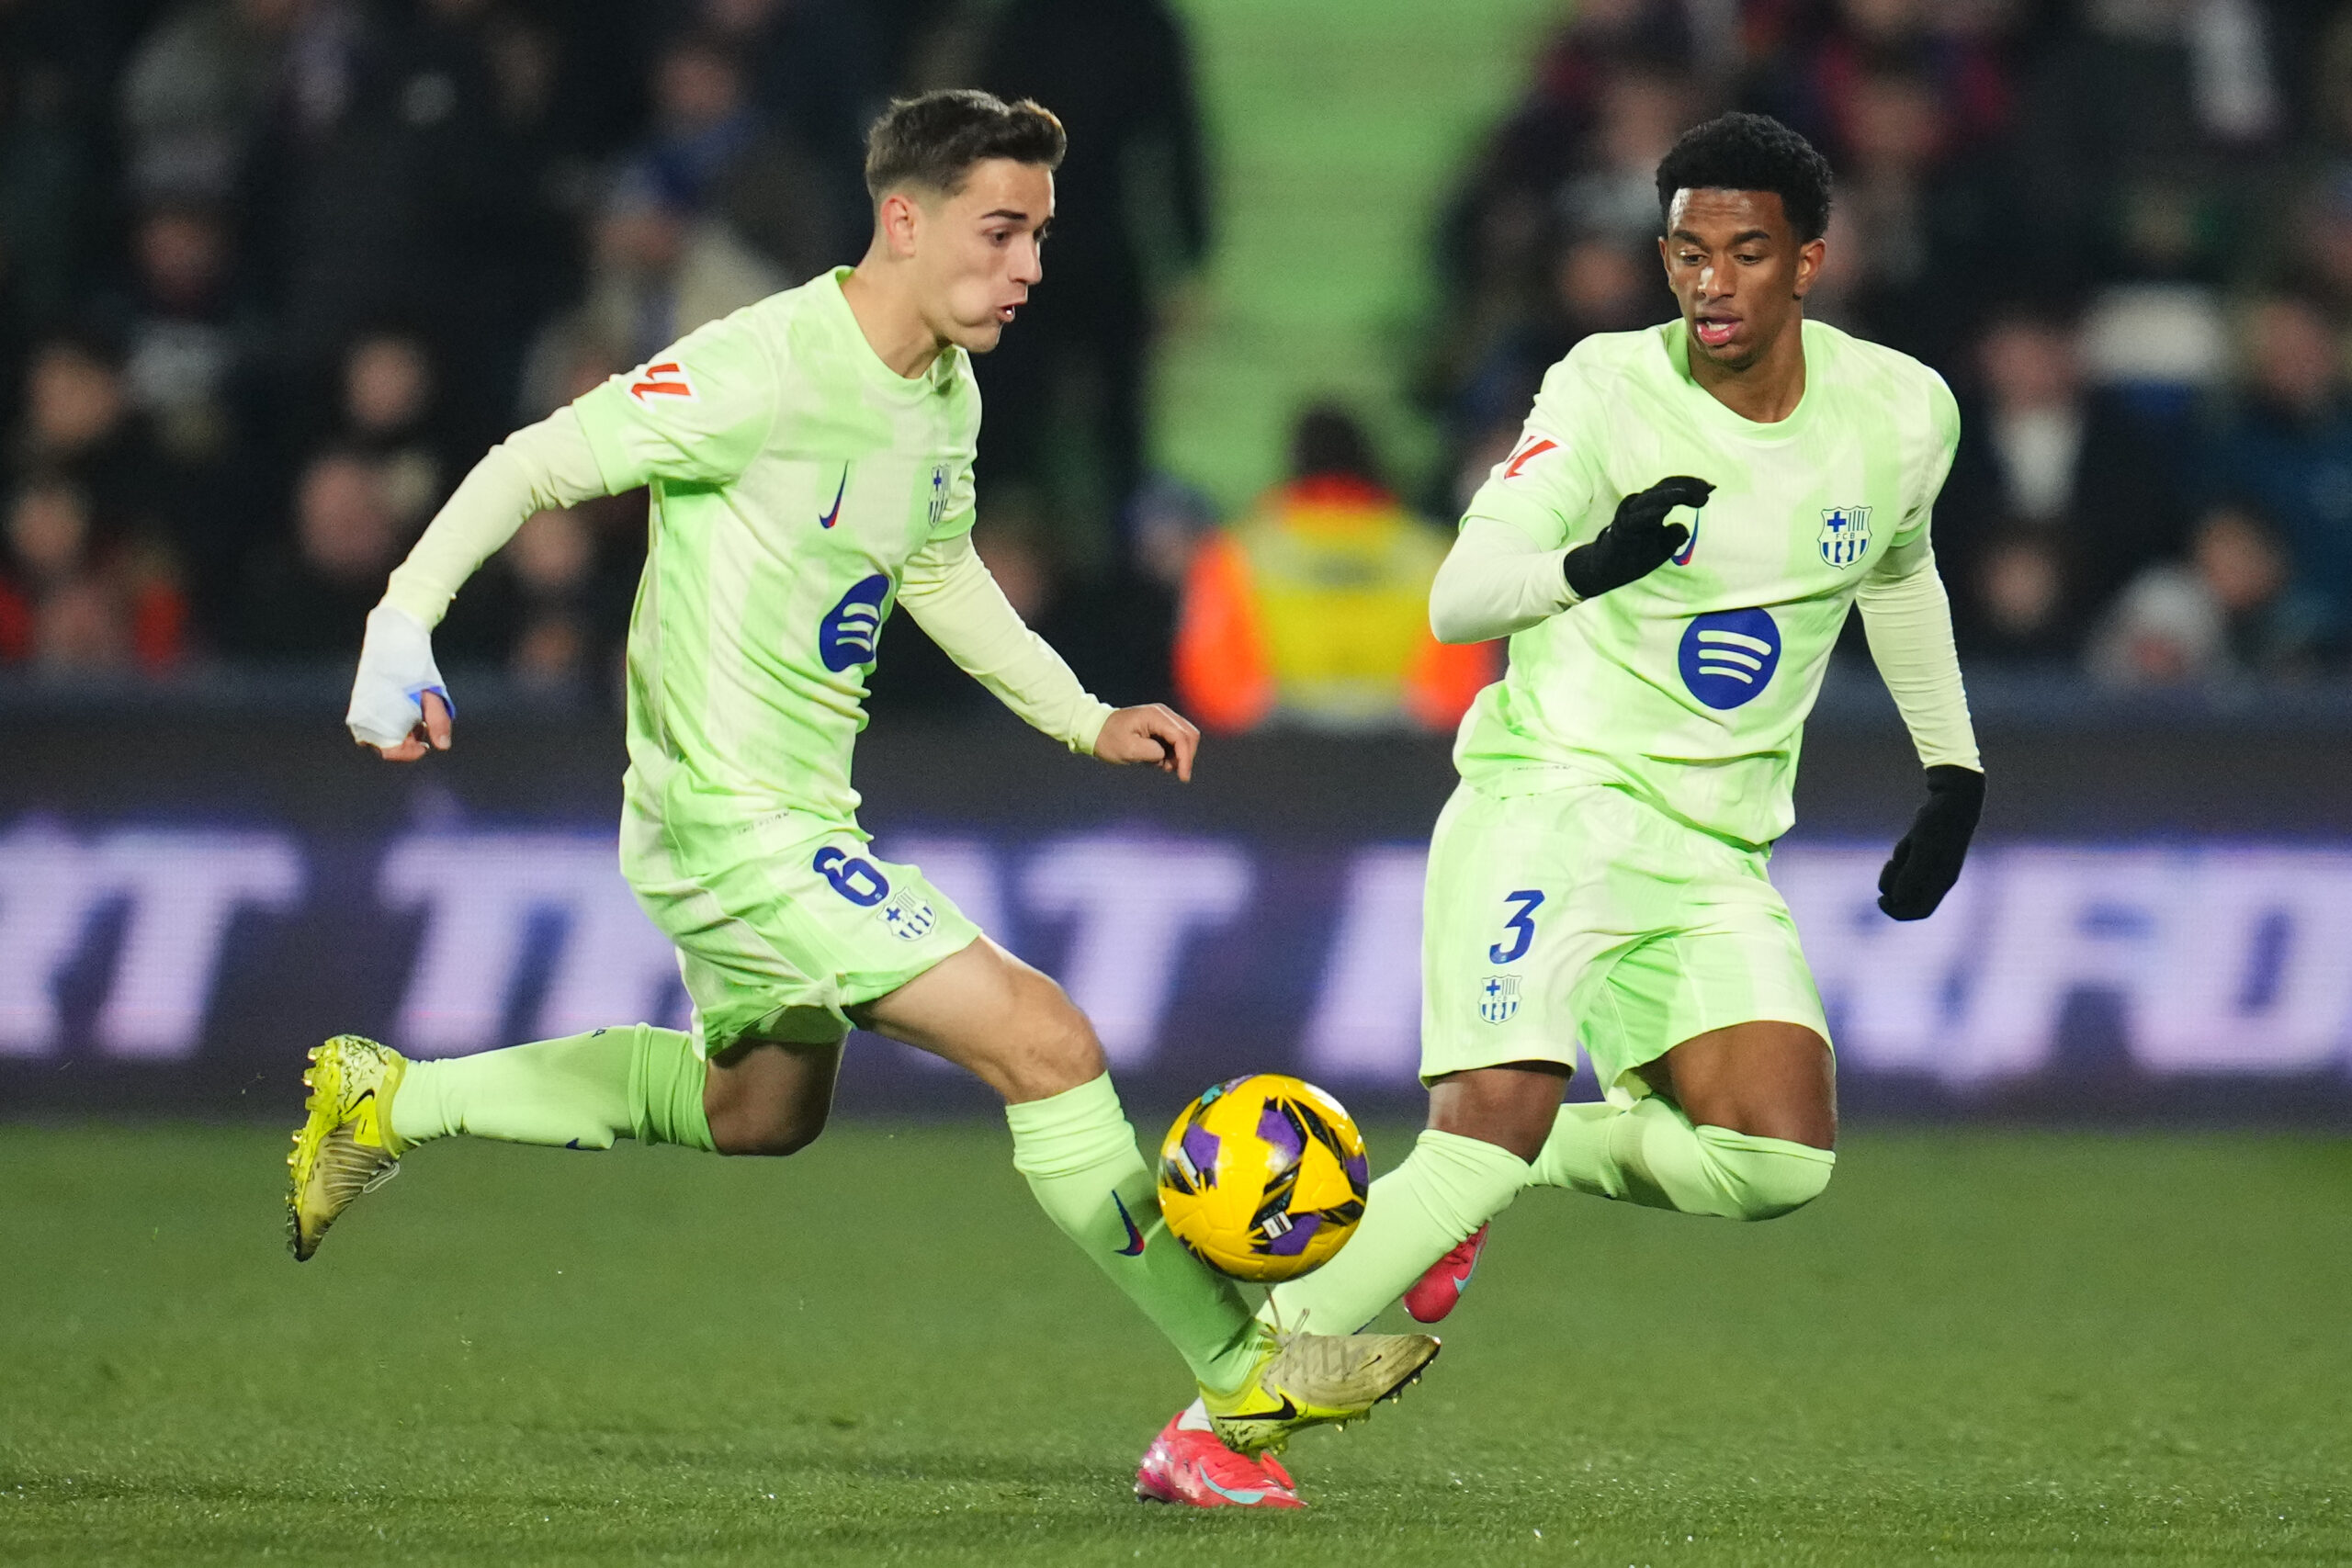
[1655,112,1834,243]
[864,90,1066,203]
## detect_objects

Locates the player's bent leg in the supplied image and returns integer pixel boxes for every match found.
[1532,1021,1837,1222]
[1260,1064,1562,1337]
[852,937,1262,1393]
[860,940,1440,1457]
[702,1038,842,1156]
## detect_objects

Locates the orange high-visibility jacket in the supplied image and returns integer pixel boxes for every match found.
[1174,475,1498,734]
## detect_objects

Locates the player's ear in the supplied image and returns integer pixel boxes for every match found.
[1792,235,1826,299]
[878,189,922,259]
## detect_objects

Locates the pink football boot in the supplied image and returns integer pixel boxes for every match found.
[1135,1414,1305,1508]
[1402,1223,1490,1324]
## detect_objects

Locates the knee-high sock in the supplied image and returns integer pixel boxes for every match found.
[1263,1130,1531,1335]
[1532,1098,1834,1220]
[1006,1073,1261,1393]
[388,1024,716,1153]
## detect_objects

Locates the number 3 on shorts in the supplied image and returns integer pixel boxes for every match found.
[1489,889,1544,964]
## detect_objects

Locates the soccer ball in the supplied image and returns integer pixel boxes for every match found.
[1156,1074,1370,1282]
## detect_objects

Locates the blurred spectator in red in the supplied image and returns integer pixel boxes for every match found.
[1939,309,2188,658]
[2200,293,2352,655]
[977,0,1210,569]
[0,474,187,672]
[2088,505,2299,683]
[235,447,400,658]
[1175,405,1495,735]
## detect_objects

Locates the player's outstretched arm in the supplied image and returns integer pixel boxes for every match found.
[1857,536,1984,919]
[345,408,613,761]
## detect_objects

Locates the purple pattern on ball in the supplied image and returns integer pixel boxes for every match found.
[1264,1213,1322,1256]
[1182,1122,1221,1179]
[1255,1103,1305,1166]
[1343,1153,1369,1188]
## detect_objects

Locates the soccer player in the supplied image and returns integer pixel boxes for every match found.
[286,90,1435,1479]
[1140,111,1982,1502]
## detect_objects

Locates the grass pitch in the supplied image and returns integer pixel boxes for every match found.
[2,1123,2347,1566]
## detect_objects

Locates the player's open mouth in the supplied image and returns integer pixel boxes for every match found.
[1694,317,1739,349]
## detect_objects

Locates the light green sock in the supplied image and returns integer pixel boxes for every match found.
[1263,1129,1531,1335]
[1006,1073,1261,1393]
[1532,1098,1835,1220]
[388,1024,716,1154]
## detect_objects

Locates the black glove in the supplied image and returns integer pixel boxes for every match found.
[1563,476,1714,601]
[1877,765,1984,920]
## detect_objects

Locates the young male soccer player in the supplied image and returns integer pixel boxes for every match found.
[1139,111,1982,1504]
[288,90,1436,1476]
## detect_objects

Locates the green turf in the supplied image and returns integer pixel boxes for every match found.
[2,1124,2347,1566]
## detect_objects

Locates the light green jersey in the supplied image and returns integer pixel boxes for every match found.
[572,266,979,831]
[1456,316,1960,849]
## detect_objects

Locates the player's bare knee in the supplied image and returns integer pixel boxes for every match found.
[715,1102,830,1158]
[1004,965,1107,1099]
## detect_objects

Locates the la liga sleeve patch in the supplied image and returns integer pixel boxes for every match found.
[628,360,700,403]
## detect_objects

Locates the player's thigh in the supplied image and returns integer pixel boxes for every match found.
[1645,1021,1834,1149]
[703,1037,845,1156]
[1590,879,1834,1145]
[1419,784,1659,1084]
[851,935,1106,1105]
[625,810,981,1060]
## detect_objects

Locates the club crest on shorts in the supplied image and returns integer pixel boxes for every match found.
[879,886,935,941]
[1478,975,1521,1025]
[1818,505,1871,569]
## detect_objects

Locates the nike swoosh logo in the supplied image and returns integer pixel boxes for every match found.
[1222,1393,1297,1425]
[819,467,847,528]
[1112,1190,1147,1256]
[1195,1467,1270,1506]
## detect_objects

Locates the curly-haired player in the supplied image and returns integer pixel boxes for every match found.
[1143,110,1983,1504]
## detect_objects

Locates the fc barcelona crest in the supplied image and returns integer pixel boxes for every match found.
[1818,506,1871,569]
[1478,975,1521,1025]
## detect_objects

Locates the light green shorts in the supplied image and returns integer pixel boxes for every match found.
[620,805,981,1057]
[1419,780,1829,1102]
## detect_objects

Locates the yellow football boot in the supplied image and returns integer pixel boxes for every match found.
[1200,1327,1441,1456]
[286,1034,411,1261]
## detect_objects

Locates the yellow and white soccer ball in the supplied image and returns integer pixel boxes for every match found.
[1156,1073,1370,1282]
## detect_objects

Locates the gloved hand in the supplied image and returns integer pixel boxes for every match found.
[346,603,454,755]
[1563,476,1714,601]
[1878,764,1984,920]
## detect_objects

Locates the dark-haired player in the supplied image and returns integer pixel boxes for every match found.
[1141,111,1982,1503]
[288,89,1436,1481]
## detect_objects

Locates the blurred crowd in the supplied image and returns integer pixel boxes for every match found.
[11,1,2352,723]
[1429,0,2352,687]
[0,0,1209,705]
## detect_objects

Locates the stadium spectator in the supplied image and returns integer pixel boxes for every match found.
[2088,505,2300,684]
[1174,404,1495,734]
[110,199,254,469]
[235,447,400,659]
[334,331,451,533]
[118,0,297,201]
[1939,309,2188,659]
[0,474,187,673]
[2201,293,2352,658]
[976,0,1210,570]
